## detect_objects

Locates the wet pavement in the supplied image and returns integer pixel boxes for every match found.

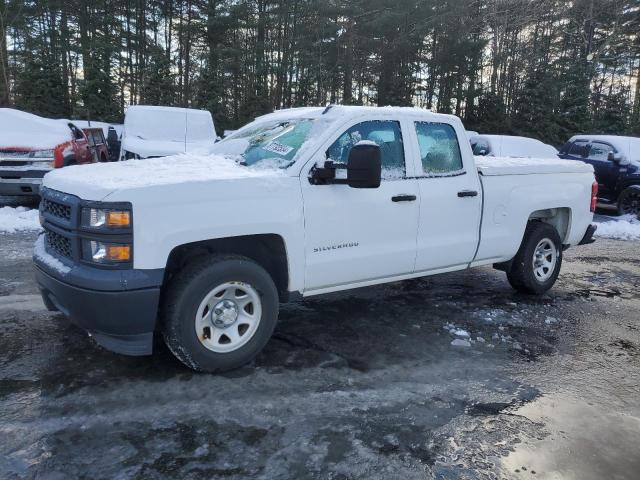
[1,226,639,479]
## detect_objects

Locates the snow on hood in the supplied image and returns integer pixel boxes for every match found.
[0,108,72,150]
[43,153,284,200]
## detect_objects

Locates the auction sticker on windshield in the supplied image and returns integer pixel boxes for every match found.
[263,141,294,156]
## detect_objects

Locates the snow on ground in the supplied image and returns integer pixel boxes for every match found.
[0,207,41,233]
[594,215,640,241]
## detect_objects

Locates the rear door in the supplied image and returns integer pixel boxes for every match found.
[300,118,420,292]
[410,120,482,272]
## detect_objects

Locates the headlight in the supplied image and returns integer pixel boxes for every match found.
[82,240,132,264]
[81,208,131,229]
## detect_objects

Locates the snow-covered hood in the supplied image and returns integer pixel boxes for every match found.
[42,154,286,200]
[121,137,216,158]
[0,108,72,150]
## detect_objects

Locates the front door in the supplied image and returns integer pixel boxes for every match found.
[585,141,619,199]
[301,119,420,292]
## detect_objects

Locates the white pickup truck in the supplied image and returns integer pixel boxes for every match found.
[34,106,597,372]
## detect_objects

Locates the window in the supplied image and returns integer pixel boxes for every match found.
[471,137,491,156]
[569,140,589,157]
[93,131,105,145]
[415,122,464,174]
[211,118,316,168]
[69,124,85,140]
[326,120,405,179]
[589,142,614,161]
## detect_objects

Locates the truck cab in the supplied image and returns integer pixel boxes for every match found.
[34,106,597,372]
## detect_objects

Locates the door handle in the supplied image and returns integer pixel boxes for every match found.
[392,194,417,202]
[457,190,478,198]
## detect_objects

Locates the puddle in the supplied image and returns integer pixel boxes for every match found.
[502,393,640,479]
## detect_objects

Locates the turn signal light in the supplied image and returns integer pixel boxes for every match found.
[104,245,131,261]
[591,181,598,212]
[106,211,131,227]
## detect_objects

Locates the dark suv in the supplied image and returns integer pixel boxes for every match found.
[559,135,640,217]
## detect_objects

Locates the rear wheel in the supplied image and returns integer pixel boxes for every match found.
[617,186,640,218]
[507,222,562,295]
[162,254,279,372]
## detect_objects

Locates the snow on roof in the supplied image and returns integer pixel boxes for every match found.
[123,105,216,145]
[43,153,284,200]
[568,135,640,162]
[254,105,457,123]
[0,108,73,150]
[472,134,558,158]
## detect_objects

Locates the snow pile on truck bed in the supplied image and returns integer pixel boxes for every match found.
[594,215,640,241]
[0,207,41,233]
[475,156,593,176]
[44,153,284,196]
[0,108,71,150]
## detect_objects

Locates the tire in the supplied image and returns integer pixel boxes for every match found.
[506,222,562,295]
[617,186,640,218]
[161,254,279,372]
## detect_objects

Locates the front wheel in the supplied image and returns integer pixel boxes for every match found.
[162,254,279,372]
[617,186,640,218]
[507,222,562,295]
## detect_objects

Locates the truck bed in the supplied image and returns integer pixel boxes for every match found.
[475,156,593,176]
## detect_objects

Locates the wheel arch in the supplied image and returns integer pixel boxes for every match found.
[163,234,290,302]
[527,207,572,244]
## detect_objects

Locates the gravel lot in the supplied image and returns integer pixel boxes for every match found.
[0,202,639,479]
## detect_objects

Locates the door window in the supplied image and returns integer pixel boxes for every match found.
[588,142,614,161]
[471,137,491,156]
[415,122,464,175]
[326,120,405,179]
[568,140,589,157]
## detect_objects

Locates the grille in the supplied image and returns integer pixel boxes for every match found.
[45,230,72,259]
[42,198,71,221]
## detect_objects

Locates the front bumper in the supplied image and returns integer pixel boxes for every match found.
[35,261,163,356]
[0,176,44,196]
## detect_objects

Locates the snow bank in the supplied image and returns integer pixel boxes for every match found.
[594,215,640,241]
[0,108,72,150]
[44,153,284,194]
[0,207,41,233]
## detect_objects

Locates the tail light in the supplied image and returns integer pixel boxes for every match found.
[590,181,598,212]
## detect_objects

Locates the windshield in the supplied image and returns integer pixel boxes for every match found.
[211,118,315,168]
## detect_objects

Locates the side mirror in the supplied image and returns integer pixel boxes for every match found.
[347,143,381,188]
[607,152,623,164]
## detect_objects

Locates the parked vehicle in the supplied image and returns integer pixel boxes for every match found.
[119,106,217,160]
[34,106,597,372]
[470,134,558,158]
[82,127,109,162]
[559,135,640,217]
[0,108,94,197]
